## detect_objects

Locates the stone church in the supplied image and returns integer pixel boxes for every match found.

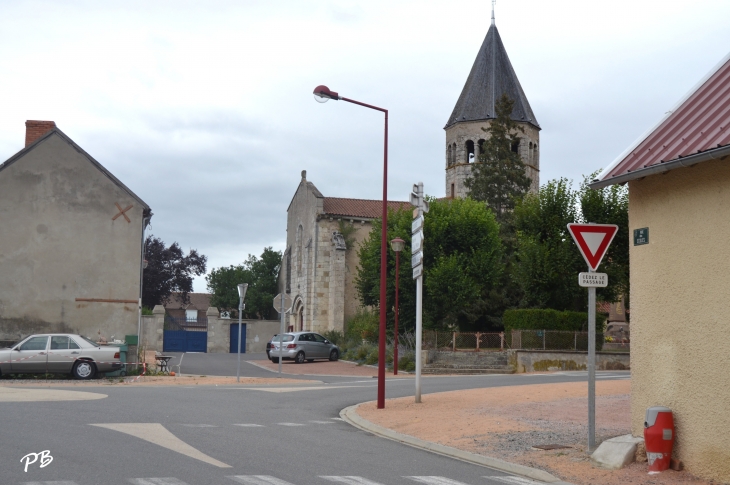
[279,12,539,333]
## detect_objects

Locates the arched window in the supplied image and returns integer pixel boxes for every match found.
[511,139,520,154]
[447,144,452,166]
[477,139,486,159]
[452,143,457,164]
[465,140,475,163]
[296,225,303,276]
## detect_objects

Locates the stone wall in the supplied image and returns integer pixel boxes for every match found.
[139,305,165,352]
[514,350,630,373]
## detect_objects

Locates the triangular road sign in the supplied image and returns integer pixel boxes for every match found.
[567,223,619,271]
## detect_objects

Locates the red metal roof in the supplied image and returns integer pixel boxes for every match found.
[599,53,730,183]
[322,197,411,219]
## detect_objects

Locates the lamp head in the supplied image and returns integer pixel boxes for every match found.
[390,238,406,253]
[313,85,340,103]
[237,283,248,300]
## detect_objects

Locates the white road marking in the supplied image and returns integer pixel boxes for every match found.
[0,387,106,402]
[309,420,335,424]
[230,386,365,393]
[128,479,190,485]
[276,422,306,426]
[407,477,472,484]
[331,417,344,421]
[483,476,547,484]
[234,423,265,427]
[90,423,231,468]
[321,476,386,484]
[228,476,296,485]
[180,424,218,427]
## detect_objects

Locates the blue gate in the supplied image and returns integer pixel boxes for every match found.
[163,317,208,353]
[229,323,247,353]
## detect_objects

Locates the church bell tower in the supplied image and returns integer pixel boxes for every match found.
[445,4,540,199]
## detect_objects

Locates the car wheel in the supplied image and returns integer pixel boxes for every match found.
[271,357,279,363]
[329,349,339,361]
[294,352,305,364]
[73,361,96,380]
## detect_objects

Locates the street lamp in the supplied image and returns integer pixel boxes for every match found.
[390,238,405,375]
[314,84,389,409]
[236,283,248,383]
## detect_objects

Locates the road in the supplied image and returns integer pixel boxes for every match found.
[0,356,629,485]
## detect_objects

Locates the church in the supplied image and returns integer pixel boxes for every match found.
[278,9,540,333]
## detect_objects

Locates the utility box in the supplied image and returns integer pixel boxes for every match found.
[644,406,674,472]
[125,335,138,346]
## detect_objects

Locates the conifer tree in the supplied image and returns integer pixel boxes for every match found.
[465,93,531,221]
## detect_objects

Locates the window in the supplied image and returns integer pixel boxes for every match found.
[450,183,455,198]
[478,139,485,157]
[511,139,520,153]
[68,338,80,349]
[298,334,312,342]
[312,334,327,343]
[19,336,48,351]
[186,309,198,322]
[447,145,453,166]
[466,140,475,162]
[51,336,70,350]
[296,225,303,276]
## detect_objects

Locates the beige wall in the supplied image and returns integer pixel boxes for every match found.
[0,134,145,342]
[629,156,730,482]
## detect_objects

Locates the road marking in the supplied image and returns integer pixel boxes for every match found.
[21,481,79,485]
[331,417,344,421]
[128,479,190,485]
[230,386,365,393]
[407,477,472,485]
[90,423,231,468]
[321,476,386,484]
[228,476,295,485]
[234,423,265,427]
[0,387,106,402]
[276,422,306,426]
[484,477,547,484]
[180,424,218,427]
[309,420,335,424]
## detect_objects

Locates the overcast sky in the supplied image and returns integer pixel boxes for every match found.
[2,0,729,292]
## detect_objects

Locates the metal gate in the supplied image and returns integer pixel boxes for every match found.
[229,323,246,353]
[163,316,208,353]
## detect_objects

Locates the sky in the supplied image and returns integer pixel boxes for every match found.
[1,0,729,292]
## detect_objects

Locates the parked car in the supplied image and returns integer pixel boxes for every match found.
[268,332,339,364]
[265,334,278,360]
[0,334,122,379]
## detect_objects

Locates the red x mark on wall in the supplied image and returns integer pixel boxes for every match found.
[112,202,133,223]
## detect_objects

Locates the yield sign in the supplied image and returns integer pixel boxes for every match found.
[567,223,619,271]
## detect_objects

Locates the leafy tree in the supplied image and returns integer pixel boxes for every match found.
[465,92,532,222]
[355,198,504,332]
[142,235,207,308]
[206,247,282,319]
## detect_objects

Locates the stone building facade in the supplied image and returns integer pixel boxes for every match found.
[444,17,540,199]
[279,171,409,334]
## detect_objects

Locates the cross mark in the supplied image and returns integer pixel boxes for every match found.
[112,202,133,223]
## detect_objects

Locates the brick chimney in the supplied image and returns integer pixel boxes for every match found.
[25,120,56,147]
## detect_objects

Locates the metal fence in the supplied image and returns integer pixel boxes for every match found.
[164,316,208,332]
[423,329,606,352]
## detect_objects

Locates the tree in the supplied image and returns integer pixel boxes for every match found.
[355,198,504,332]
[142,235,207,308]
[206,247,282,319]
[465,92,532,222]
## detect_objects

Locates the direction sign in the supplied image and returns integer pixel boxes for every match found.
[412,265,422,279]
[412,231,423,253]
[579,272,608,287]
[567,223,619,271]
[411,251,423,268]
[412,215,424,233]
[272,293,292,313]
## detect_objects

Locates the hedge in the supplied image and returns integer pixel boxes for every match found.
[503,308,606,332]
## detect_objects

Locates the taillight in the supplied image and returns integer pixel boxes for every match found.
[114,352,120,359]
[266,342,272,349]
[287,343,296,349]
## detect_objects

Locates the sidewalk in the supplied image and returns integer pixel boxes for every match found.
[350,379,712,485]
[250,359,412,377]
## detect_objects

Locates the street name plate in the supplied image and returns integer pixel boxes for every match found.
[412,231,423,253]
[411,251,423,268]
[633,227,648,246]
[412,215,424,233]
[578,272,608,287]
[413,265,422,279]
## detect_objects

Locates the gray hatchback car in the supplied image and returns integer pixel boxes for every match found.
[268,332,339,364]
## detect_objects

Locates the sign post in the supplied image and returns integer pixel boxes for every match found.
[410,182,429,403]
[567,223,618,451]
[273,293,292,378]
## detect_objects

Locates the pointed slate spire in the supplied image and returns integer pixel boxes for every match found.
[445,22,539,130]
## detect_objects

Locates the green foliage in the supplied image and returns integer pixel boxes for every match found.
[345,309,379,343]
[503,309,590,331]
[355,198,504,331]
[142,235,207,308]
[397,352,416,372]
[206,247,281,319]
[365,347,379,366]
[322,330,344,346]
[141,307,154,316]
[337,220,357,250]
[465,93,532,222]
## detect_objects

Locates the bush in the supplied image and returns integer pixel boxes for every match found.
[322,330,344,346]
[503,308,606,332]
[397,352,416,372]
[345,309,379,343]
[365,347,379,366]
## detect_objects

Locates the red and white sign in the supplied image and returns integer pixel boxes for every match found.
[567,223,619,271]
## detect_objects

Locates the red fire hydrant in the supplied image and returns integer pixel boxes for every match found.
[644,406,674,472]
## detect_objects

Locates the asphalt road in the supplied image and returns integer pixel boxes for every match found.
[0,357,629,485]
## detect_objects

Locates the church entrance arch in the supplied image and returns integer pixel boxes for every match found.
[292,297,305,332]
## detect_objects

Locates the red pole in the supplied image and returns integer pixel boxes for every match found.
[394,249,399,375]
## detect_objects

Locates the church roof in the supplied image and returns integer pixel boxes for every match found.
[445,24,539,130]
[323,197,411,219]
[591,51,730,189]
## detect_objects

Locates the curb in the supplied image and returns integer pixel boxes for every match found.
[341,403,576,485]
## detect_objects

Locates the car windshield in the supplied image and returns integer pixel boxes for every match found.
[272,335,294,342]
[79,335,100,347]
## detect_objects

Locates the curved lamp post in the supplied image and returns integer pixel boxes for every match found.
[314,85,389,409]
[390,238,405,375]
